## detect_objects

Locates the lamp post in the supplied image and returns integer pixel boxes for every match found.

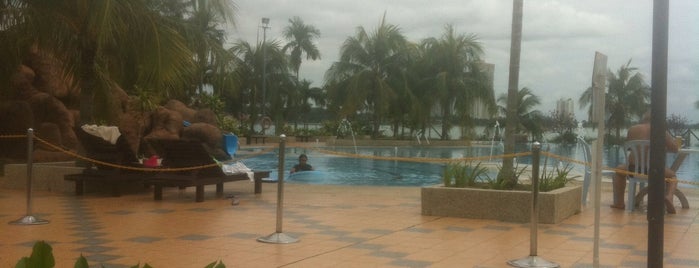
[261,17,270,117]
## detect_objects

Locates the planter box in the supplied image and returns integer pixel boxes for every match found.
[421,185,581,224]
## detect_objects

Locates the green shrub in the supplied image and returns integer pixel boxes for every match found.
[219,115,243,134]
[15,241,226,268]
[443,161,490,188]
[539,162,578,192]
[489,163,527,190]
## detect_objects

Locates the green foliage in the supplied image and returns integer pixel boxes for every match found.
[15,241,54,268]
[133,86,160,114]
[73,255,88,268]
[219,115,243,134]
[549,131,577,144]
[442,161,490,188]
[313,121,336,136]
[539,162,578,192]
[204,260,226,268]
[490,163,527,190]
[15,241,222,268]
[194,93,225,113]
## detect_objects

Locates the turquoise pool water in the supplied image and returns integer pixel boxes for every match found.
[238,144,699,187]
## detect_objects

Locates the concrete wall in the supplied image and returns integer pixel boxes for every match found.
[2,162,82,193]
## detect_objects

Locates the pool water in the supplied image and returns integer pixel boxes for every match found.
[237,144,699,187]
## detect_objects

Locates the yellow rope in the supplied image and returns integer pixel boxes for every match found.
[542,150,699,186]
[295,143,532,164]
[32,136,275,172]
[0,134,27,139]
[10,134,699,186]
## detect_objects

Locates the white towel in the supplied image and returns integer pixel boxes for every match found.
[221,161,255,181]
[81,124,121,144]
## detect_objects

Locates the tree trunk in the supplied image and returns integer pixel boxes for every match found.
[441,109,450,140]
[498,0,523,189]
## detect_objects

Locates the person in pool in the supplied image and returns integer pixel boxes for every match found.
[290,154,314,174]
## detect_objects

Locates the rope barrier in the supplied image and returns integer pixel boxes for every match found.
[6,134,699,186]
[296,143,532,164]
[0,134,27,139]
[31,136,275,173]
[541,150,699,186]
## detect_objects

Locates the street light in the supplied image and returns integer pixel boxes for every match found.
[260,17,270,117]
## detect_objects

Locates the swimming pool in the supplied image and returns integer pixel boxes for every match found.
[237,144,699,187]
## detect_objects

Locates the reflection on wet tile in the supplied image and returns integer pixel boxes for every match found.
[1,181,698,267]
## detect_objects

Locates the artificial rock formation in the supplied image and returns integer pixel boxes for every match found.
[1,52,231,163]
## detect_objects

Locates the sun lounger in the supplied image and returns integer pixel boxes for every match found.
[64,126,149,197]
[146,139,270,202]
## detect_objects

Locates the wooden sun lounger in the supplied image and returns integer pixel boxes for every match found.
[146,139,270,202]
[64,127,149,197]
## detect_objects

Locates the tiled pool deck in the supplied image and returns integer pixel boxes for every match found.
[1,178,698,267]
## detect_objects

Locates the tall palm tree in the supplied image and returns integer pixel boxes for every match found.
[499,0,524,189]
[229,39,292,138]
[229,40,264,141]
[497,87,543,139]
[1,0,200,124]
[263,41,294,135]
[420,24,491,140]
[140,0,236,100]
[325,14,408,138]
[282,16,321,81]
[578,60,650,142]
[185,0,236,98]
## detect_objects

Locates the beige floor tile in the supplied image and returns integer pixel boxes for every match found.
[1,178,698,268]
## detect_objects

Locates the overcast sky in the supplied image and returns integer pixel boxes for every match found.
[226,0,698,123]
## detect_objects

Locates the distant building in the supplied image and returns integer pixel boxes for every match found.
[470,61,495,119]
[556,98,575,119]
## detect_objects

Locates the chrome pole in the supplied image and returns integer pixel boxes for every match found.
[508,142,558,267]
[258,134,298,243]
[9,128,49,225]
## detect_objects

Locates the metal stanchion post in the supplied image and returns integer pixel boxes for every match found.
[9,128,49,225]
[508,142,558,267]
[258,134,299,244]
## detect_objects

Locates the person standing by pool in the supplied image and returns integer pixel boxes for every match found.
[611,111,679,213]
[291,154,313,174]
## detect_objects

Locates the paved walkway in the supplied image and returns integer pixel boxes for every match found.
[1,179,698,267]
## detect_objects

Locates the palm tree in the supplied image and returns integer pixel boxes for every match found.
[1,0,203,124]
[229,39,292,138]
[578,60,650,142]
[499,0,524,189]
[325,14,408,138]
[282,16,321,81]
[262,40,295,135]
[229,40,264,141]
[497,87,543,139]
[286,79,323,128]
[420,24,492,140]
[185,0,236,98]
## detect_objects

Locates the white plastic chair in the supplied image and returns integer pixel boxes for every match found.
[578,137,592,205]
[624,140,650,211]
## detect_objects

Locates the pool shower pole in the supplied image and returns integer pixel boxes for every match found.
[258,134,299,244]
[9,128,49,225]
[507,142,558,268]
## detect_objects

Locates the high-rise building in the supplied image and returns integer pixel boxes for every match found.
[470,61,495,119]
[556,98,575,119]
